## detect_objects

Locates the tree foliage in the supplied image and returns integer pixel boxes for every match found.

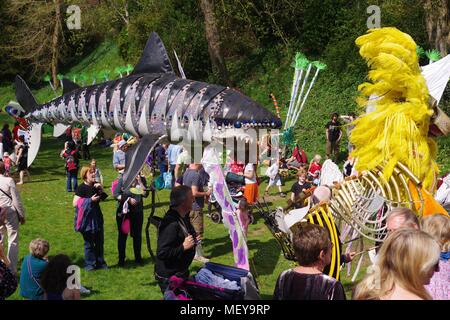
[0,0,444,88]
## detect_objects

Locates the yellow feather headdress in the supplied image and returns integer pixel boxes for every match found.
[351,27,438,191]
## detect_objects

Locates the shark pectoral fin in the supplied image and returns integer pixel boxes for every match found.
[123,134,166,189]
[87,125,101,145]
[131,32,174,75]
[53,123,70,137]
[27,122,43,167]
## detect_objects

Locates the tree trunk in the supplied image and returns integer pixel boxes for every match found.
[199,0,231,86]
[424,0,450,56]
[51,0,61,88]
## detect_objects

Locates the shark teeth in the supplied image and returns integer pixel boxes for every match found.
[170,110,181,141]
[187,116,197,141]
[203,118,212,142]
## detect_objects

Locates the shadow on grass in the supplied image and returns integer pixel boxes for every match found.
[248,238,281,276]
[205,236,281,277]
[108,257,154,270]
[22,178,60,184]
[143,201,170,211]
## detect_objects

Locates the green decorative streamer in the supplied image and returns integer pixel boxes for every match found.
[125,64,133,75]
[425,49,441,62]
[79,73,88,85]
[114,66,124,77]
[281,127,296,147]
[416,46,425,58]
[292,52,309,70]
[312,61,327,70]
[99,69,111,81]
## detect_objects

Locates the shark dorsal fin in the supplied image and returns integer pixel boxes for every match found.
[131,32,174,75]
[62,79,81,94]
[15,75,39,112]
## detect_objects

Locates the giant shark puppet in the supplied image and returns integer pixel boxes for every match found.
[14,32,282,188]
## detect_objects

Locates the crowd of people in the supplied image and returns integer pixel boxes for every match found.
[0,115,449,301]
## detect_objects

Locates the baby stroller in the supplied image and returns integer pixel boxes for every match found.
[164,262,260,300]
[207,172,245,224]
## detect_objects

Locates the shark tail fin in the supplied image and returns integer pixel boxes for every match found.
[15,75,39,113]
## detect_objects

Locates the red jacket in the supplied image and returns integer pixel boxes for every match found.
[293,146,308,164]
[308,162,322,178]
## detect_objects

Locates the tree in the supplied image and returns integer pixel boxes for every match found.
[199,0,231,86]
[3,0,65,87]
[424,0,450,55]
[105,0,130,30]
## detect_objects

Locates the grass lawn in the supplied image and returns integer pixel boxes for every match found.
[3,124,371,300]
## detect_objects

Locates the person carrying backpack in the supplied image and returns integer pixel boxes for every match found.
[60,141,80,192]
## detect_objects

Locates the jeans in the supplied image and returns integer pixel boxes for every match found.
[81,230,106,269]
[117,210,143,263]
[158,163,168,175]
[169,164,176,187]
[66,170,78,192]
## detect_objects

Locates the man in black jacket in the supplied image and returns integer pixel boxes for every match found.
[154,185,200,293]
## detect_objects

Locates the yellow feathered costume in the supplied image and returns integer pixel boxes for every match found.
[351,27,438,192]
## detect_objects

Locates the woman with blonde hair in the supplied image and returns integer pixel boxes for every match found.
[19,238,50,300]
[421,214,450,300]
[354,229,441,300]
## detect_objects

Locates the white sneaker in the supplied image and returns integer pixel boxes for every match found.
[80,285,91,295]
[194,255,210,263]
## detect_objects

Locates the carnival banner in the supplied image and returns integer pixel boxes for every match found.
[202,145,250,270]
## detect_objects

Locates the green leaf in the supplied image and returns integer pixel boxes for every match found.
[43,75,51,82]
[425,49,441,62]
[57,74,64,80]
